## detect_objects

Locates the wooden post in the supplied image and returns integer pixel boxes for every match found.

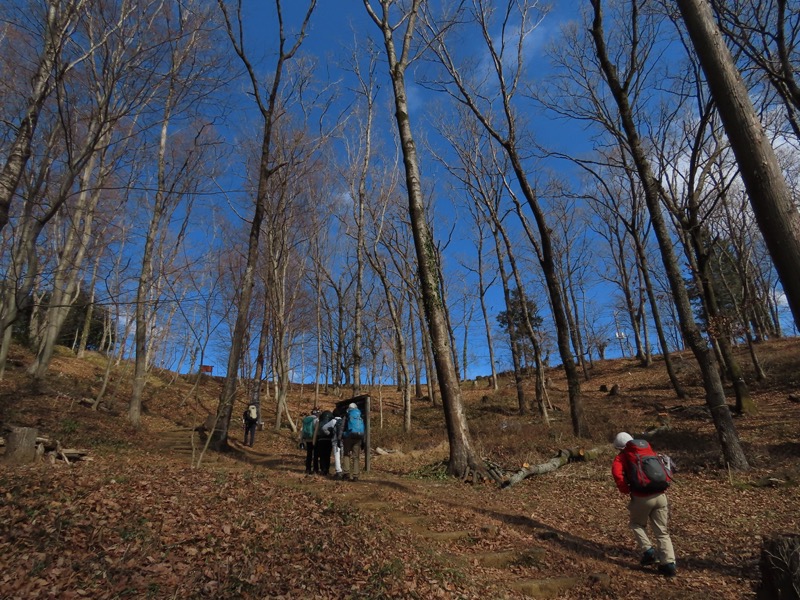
[365,395,371,473]
[5,426,38,464]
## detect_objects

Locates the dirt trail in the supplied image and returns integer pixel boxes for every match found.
[156,428,769,599]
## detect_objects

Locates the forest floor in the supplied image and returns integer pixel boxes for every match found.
[1,338,800,599]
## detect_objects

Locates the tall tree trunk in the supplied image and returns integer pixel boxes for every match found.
[30,130,108,379]
[211,0,315,449]
[130,113,172,426]
[687,229,756,415]
[77,251,102,358]
[251,307,271,424]
[615,231,647,365]
[0,1,86,233]
[506,177,587,436]
[314,255,323,406]
[476,229,499,391]
[633,236,686,398]
[367,251,412,433]
[591,0,748,469]
[409,299,424,399]
[365,0,488,479]
[491,224,527,415]
[676,0,800,329]
[418,296,438,406]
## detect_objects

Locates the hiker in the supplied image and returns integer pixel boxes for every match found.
[299,409,319,475]
[611,431,677,577]
[242,404,258,447]
[313,410,335,476]
[342,402,365,481]
[322,414,345,480]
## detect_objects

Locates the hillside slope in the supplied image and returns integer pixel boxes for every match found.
[1,339,799,598]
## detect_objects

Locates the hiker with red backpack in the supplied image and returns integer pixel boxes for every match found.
[612,431,677,577]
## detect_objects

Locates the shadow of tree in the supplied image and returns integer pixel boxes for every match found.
[440,498,750,579]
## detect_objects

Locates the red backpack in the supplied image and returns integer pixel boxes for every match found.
[623,439,673,493]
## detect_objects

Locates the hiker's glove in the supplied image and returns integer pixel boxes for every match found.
[298,442,306,450]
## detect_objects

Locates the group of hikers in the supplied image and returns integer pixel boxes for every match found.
[240,401,366,481]
[298,402,365,481]
[243,400,678,576]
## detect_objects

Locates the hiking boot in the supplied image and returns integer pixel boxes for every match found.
[333,472,343,480]
[658,562,677,577]
[640,548,657,566]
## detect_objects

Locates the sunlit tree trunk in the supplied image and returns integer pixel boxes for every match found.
[0,0,89,234]
[490,223,527,415]
[364,0,489,479]
[677,0,800,329]
[590,0,748,469]
[211,0,316,449]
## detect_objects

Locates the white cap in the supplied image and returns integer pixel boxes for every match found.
[348,403,357,409]
[613,432,633,449]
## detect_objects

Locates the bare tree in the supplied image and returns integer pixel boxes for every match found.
[676,0,800,329]
[363,194,413,431]
[21,0,180,381]
[432,110,540,415]
[0,0,95,233]
[341,42,382,397]
[363,0,492,480]
[209,0,316,450]
[653,61,756,414]
[129,1,226,425]
[710,0,800,140]
[589,0,748,469]
[421,0,589,437]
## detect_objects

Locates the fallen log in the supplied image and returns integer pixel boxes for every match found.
[6,431,90,465]
[501,425,671,488]
[502,447,606,488]
[375,447,401,455]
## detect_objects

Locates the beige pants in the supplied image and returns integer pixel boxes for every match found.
[343,436,362,478]
[628,493,675,564]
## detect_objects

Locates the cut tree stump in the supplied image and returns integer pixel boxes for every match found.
[758,533,800,600]
[4,426,38,464]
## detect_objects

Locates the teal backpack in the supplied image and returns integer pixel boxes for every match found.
[301,415,316,440]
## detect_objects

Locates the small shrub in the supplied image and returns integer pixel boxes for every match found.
[59,418,79,435]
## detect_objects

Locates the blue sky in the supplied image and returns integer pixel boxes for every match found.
[212,2,628,380]
[203,2,795,382]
